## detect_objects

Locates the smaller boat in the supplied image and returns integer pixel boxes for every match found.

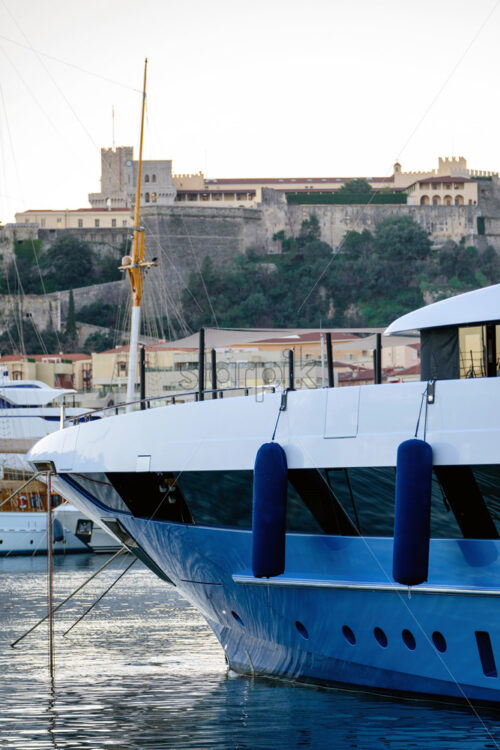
[0,371,119,554]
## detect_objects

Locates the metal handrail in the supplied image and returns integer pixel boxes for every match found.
[69,384,278,426]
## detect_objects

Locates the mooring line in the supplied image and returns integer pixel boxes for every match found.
[62,558,137,637]
[10,547,126,648]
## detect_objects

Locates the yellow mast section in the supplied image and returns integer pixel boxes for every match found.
[120,58,156,305]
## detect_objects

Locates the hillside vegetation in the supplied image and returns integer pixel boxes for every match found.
[1,216,498,355]
[181,215,500,329]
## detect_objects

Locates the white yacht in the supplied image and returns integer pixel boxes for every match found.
[0,371,119,554]
[28,284,500,702]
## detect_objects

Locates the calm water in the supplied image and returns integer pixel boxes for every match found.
[1,554,499,750]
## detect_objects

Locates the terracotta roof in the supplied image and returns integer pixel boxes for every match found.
[22,208,130,213]
[205,176,395,185]
[250,332,358,345]
[394,363,421,375]
[339,368,375,382]
[98,344,157,355]
[410,176,474,186]
[0,352,90,362]
[177,189,256,196]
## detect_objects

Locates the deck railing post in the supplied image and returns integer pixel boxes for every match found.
[198,328,205,401]
[326,332,334,388]
[140,345,146,410]
[288,350,295,391]
[374,333,382,384]
[211,348,217,399]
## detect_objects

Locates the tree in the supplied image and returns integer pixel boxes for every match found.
[76,300,120,328]
[298,215,321,247]
[3,239,44,294]
[64,289,78,350]
[95,245,123,283]
[336,178,373,201]
[42,236,94,291]
[374,216,431,263]
[84,331,115,353]
[0,319,61,355]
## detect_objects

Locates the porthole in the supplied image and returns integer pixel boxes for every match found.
[374,627,388,648]
[432,631,447,653]
[402,629,416,650]
[30,540,34,545]
[231,610,245,628]
[342,625,356,645]
[295,621,309,640]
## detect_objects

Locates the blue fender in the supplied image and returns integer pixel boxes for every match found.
[252,442,288,578]
[393,438,433,586]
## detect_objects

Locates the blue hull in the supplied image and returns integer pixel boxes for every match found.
[54,478,500,702]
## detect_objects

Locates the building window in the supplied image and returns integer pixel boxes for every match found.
[152,174,157,183]
[78,219,83,228]
[151,192,157,202]
[95,219,100,227]
[122,220,127,227]
[57,218,62,226]
[41,219,46,227]
[145,175,150,183]
[145,193,150,203]
[444,195,452,206]
[112,218,116,227]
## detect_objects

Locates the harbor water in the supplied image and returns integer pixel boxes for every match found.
[1,554,499,749]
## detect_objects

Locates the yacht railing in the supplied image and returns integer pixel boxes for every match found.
[68,385,278,427]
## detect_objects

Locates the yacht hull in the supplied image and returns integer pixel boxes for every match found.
[48,475,500,703]
[0,511,89,555]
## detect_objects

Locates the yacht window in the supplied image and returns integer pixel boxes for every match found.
[435,465,500,538]
[459,324,500,378]
[288,469,356,534]
[67,466,500,540]
[107,472,193,523]
[67,473,130,514]
[328,467,465,539]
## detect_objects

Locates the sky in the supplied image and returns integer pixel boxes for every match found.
[1,0,500,222]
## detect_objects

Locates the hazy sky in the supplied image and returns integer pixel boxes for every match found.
[1,0,499,222]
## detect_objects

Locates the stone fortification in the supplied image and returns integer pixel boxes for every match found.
[2,180,500,340]
[0,280,128,338]
[140,204,265,303]
[259,189,484,250]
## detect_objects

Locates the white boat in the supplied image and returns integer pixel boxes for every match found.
[28,283,500,703]
[0,371,119,554]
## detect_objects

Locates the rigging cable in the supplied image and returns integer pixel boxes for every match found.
[296,0,500,315]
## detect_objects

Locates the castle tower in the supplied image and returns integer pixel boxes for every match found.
[88,146,133,209]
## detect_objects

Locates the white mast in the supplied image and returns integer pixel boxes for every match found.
[121,59,156,410]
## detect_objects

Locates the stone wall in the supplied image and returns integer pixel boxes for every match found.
[287,202,481,249]
[0,280,128,338]
[2,181,500,348]
[140,205,265,326]
[37,227,130,255]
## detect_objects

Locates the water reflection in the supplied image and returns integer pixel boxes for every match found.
[1,555,499,749]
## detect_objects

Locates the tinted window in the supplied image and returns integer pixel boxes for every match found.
[66,465,500,540]
[68,473,130,514]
